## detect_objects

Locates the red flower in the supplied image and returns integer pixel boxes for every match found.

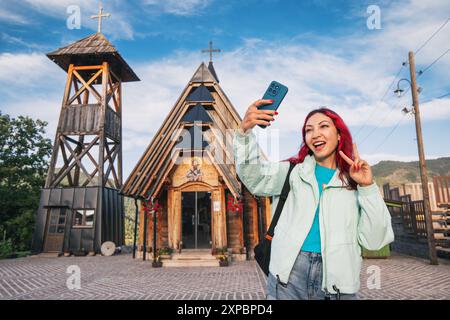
[226,195,243,213]
[143,199,162,216]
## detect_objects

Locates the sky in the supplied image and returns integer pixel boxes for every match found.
[0,0,449,178]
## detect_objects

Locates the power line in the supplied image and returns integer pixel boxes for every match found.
[418,47,450,77]
[370,112,409,154]
[436,92,450,99]
[364,48,450,145]
[415,17,450,55]
[420,91,450,104]
[357,86,410,145]
[353,62,407,139]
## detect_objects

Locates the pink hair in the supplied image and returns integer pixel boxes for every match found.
[286,108,357,190]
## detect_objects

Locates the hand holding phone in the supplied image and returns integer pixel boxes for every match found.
[257,81,288,128]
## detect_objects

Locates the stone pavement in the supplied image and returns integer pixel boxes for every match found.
[0,252,448,300]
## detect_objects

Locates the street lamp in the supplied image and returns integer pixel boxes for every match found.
[394,78,422,98]
[394,78,409,97]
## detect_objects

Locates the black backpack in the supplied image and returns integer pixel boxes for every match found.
[254,162,296,276]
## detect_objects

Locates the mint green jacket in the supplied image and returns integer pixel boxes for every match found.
[234,130,394,294]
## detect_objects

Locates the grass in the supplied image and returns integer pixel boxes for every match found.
[0,251,30,260]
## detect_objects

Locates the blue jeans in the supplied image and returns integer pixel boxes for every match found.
[266,251,358,300]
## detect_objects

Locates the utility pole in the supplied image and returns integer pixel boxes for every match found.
[408,50,438,265]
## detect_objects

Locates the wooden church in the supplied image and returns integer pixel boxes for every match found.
[31,6,140,254]
[121,46,273,263]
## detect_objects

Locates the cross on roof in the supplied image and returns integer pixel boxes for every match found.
[201,41,221,63]
[91,1,110,33]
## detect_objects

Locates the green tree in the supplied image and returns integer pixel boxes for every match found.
[124,197,139,246]
[0,111,52,253]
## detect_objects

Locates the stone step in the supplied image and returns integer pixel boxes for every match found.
[171,254,217,261]
[180,249,212,253]
[35,252,60,258]
[172,254,217,261]
[162,259,220,267]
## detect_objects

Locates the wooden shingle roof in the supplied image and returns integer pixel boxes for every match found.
[47,32,139,82]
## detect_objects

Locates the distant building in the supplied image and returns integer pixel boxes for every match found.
[398,182,442,212]
[433,175,450,209]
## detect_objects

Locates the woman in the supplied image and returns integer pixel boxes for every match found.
[234,100,394,300]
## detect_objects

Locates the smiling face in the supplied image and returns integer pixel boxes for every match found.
[304,112,341,168]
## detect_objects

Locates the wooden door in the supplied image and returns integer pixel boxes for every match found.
[44,208,67,252]
[181,192,211,249]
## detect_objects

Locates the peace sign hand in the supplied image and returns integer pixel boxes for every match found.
[339,143,374,187]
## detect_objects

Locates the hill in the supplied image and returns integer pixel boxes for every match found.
[372,157,450,187]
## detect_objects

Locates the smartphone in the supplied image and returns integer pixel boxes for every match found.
[257,81,288,128]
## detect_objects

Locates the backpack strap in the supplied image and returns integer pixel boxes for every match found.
[265,162,296,239]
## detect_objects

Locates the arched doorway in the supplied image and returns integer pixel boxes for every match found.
[181,191,211,249]
[178,181,214,249]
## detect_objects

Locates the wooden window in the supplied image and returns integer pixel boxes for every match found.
[48,209,67,234]
[73,209,95,228]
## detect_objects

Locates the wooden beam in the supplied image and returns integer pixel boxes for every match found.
[104,143,120,188]
[61,136,93,184]
[72,70,102,104]
[73,65,104,71]
[68,69,103,105]
[45,64,74,188]
[72,78,83,105]
[59,140,74,186]
[97,62,109,187]
[117,79,123,187]
[51,136,99,187]
[150,148,182,197]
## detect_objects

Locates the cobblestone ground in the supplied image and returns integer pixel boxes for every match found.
[0,252,448,300]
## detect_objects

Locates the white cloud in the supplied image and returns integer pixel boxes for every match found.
[142,0,213,16]
[0,52,64,86]
[421,98,450,120]
[1,32,51,50]
[0,8,29,24]
[1,95,61,140]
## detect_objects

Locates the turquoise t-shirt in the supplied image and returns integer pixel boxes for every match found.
[300,164,336,253]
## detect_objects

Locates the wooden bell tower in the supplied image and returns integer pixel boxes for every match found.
[45,43,129,190]
[31,31,139,254]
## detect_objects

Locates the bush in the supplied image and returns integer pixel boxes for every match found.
[158,247,173,255]
[215,247,227,255]
[0,239,14,259]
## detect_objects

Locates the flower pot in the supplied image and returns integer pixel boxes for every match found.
[152,261,163,268]
[219,260,229,267]
[73,250,87,256]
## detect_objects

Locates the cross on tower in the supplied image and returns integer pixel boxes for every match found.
[91,1,111,33]
[201,41,221,63]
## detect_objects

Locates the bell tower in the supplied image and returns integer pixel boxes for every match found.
[32,30,139,254]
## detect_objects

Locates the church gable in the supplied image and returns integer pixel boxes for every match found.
[121,62,244,200]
